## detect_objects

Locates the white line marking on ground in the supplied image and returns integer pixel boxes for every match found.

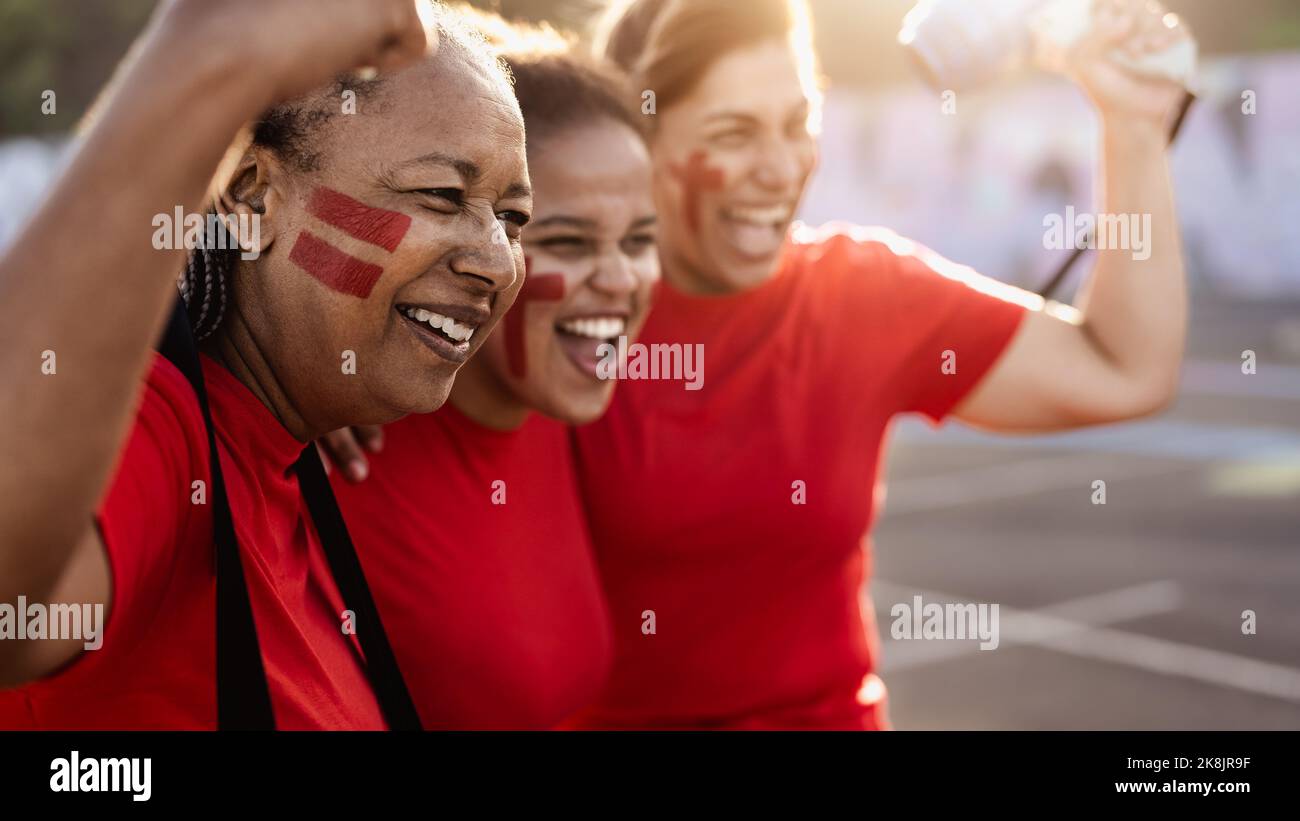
[880,453,1189,515]
[871,579,1300,704]
[892,417,1300,462]
[873,580,1182,670]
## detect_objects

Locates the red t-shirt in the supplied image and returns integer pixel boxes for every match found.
[331,403,612,729]
[0,354,384,729]
[568,224,1030,729]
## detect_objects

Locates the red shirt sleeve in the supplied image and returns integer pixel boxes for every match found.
[809,225,1032,424]
[95,353,210,641]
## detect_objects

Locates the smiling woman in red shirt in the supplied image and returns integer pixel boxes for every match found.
[325,39,659,729]
[565,0,1193,729]
[0,1,532,729]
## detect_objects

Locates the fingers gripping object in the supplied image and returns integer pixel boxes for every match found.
[1031,0,1197,87]
[898,0,1198,300]
[899,0,1198,92]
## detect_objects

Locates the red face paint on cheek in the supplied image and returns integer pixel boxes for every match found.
[669,150,725,237]
[290,186,412,299]
[505,257,565,379]
[307,186,411,252]
[289,231,384,298]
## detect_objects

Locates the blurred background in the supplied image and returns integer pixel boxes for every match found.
[2,0,1297,728]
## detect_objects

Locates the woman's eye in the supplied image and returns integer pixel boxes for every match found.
[535,236,590,257]
[622,234,657,255]
[496,212,529,241]
[497,210,530,228]
[708,130,749,148]
[415,188,463,208]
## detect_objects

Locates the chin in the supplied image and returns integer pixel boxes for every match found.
[392,376,455,417]
[716,254,781,291]
[545,384,614,427]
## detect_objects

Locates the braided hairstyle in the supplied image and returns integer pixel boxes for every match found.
[176,221,234,342]
[176,1,513,342]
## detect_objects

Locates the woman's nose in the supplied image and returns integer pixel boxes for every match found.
[450,217,519,292]
[590,247,639,295]
[753,137,806,192]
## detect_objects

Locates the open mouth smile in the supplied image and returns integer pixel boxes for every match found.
[397,303,485,363]
[555,314,629,379]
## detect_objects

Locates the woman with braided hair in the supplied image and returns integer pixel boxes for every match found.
[0,0,532,729]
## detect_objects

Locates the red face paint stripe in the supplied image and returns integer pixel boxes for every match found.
[669,150,725,236]
[289,231,384,299]
[307,186,412,253]
[506,259,565,379]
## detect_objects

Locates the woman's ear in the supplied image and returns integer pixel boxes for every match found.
[214,145,283,259]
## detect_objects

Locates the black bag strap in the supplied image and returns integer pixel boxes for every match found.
[157,299,275,730]
[157,296,421,730]
[1037,91,1196,300]
[294,448,423,730]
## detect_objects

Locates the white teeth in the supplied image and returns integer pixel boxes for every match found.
[402,307,476,343]
[558,316,627,340]
[724,205,790,225]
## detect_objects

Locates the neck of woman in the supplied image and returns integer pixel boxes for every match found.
[204,320,316,443]
[448,356,531,432]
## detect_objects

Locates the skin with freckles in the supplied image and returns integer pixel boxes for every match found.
[651,39,818,295]
[210,44,534,440]
[450,119,658,429]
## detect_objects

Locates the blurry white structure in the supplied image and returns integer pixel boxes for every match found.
[0,137,67,251]
[801,52,1300,298]
[2,52,1298,296]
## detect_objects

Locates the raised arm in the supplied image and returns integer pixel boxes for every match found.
[0,0,425,613]
[954,0,1191,432]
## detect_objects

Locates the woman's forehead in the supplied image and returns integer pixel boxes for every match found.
[685,40,809,116]
[528,123,641,184]
[390,52,522,134]
[319,63,526,184]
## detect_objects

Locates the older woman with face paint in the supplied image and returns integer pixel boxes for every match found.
[0,0,531,729]
[324,37,658,729]
[564,0,1193,729]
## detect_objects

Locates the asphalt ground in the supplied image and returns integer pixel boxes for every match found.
[869,297,1300,729]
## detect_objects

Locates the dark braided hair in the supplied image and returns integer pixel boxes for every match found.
[176,1,514,341]
[175,76,385,343]
[176,76,382,343]
[177,218,237,342]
